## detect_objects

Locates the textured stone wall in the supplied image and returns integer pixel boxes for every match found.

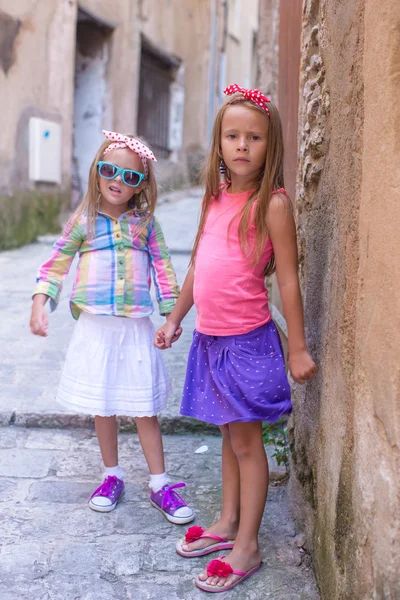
[289,0,400,598]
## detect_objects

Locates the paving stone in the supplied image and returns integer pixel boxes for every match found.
[24,429,76,450]
[26,480,94,503]
[0,449,52,478]
[0,428,319,598]
[0,427,19,448]
[0,478,23,502]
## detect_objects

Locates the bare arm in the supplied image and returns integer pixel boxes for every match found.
[30,294,50,337]
[267,194,317,383]
[168,265,195,325]
[154,265,195,349]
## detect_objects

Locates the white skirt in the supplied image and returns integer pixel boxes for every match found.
[56,312,172,417]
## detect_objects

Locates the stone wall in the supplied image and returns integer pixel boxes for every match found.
[289,0,400,598]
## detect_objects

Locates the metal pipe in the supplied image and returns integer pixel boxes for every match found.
[218,0,229,106]
[207,0,218,145]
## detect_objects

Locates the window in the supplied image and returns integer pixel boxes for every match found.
[137,36,181,159]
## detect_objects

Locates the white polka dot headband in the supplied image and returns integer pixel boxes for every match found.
[102,130,157,179]
[224,84,271,116]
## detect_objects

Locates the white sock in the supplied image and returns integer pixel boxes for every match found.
[149,472,171,492]
[103,465,124,480]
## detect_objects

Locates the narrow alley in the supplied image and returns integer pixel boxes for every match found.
[0,189,319,599]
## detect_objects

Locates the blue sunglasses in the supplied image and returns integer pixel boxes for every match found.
[97,161,145,188]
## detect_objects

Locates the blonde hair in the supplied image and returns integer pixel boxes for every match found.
[73,135,157,238]
[191,95,287,277]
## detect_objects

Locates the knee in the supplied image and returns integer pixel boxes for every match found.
[134,416,159,427]
[220,424,230,440]
[230,436,254,460]
[230,433,264,461]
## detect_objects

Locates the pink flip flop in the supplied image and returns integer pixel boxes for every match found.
[176,526,235,558]
[195,557,262,593]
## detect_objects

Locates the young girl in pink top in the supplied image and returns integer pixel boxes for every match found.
[155,85,317,593]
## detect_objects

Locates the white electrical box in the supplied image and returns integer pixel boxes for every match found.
[29,118,62,184]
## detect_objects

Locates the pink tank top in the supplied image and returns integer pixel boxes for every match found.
[194,187,273,336]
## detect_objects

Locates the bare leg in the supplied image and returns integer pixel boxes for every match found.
[182,424,240,552]
[95,415,118,467]
[135,416,165,474]
[199,421,268,587]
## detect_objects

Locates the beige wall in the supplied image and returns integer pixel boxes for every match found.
[353,0,400,593]
[0,0,77,191]
[290,0,400,598]
[0,0,260,246]
[225,0,259,89]
[0,0,138,192]
[256,0,279,98]
[138,0,212,151]
[0,0,260,189]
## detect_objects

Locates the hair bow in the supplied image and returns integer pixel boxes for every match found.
[223,84,271,115]
[102,130,157,178]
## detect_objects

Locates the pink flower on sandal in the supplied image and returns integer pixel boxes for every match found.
[207,559,233,578]
[185,525,204,543]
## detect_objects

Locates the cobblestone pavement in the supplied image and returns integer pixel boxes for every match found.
[0,187,320,599]
[0,188,202,429]
[0,428,319,600]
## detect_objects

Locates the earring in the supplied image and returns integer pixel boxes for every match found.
[219,159,226,175]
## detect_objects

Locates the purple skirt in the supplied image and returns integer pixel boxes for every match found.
[180,320,292,425]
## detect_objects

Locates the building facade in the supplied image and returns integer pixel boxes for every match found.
[0,0,259,249]
[258,0,400,598]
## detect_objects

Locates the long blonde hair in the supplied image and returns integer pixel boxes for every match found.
[73,136,157,238]
[191,95,286,276]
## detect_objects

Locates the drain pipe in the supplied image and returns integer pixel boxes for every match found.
[207,0,218,145]
[218,0,228,106]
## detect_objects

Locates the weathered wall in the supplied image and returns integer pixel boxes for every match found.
[224,0,259,89]
[352,0,400,594]
[0,1,77,246]
[256,0,279,98]
[0,0,139,246]
[0,0,260,247]
[278,0,302,201]
[138,0,213,186]
[290,0,400,598]
[0,1,76,191]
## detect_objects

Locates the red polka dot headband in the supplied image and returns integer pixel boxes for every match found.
[102,130,157,179]
[224,84,271,116]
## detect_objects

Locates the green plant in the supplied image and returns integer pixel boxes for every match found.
[262,417,290,470]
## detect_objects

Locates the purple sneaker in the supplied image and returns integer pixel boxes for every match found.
[89,475,125,513]
[150,482,194,525]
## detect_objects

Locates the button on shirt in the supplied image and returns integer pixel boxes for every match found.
[34,210,179,320]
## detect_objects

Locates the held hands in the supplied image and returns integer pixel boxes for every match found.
[289,349,317,385]
[154,318,182,350]
[30,304,49,337]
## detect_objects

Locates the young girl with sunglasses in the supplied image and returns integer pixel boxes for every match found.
[155,85,317,592]
[30,130,193,523]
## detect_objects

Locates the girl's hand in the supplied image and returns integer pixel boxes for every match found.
[154,320,182,349]
[289,349,317,385]
[30,305,49,337]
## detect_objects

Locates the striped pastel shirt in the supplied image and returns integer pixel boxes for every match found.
[34,210,179,320]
